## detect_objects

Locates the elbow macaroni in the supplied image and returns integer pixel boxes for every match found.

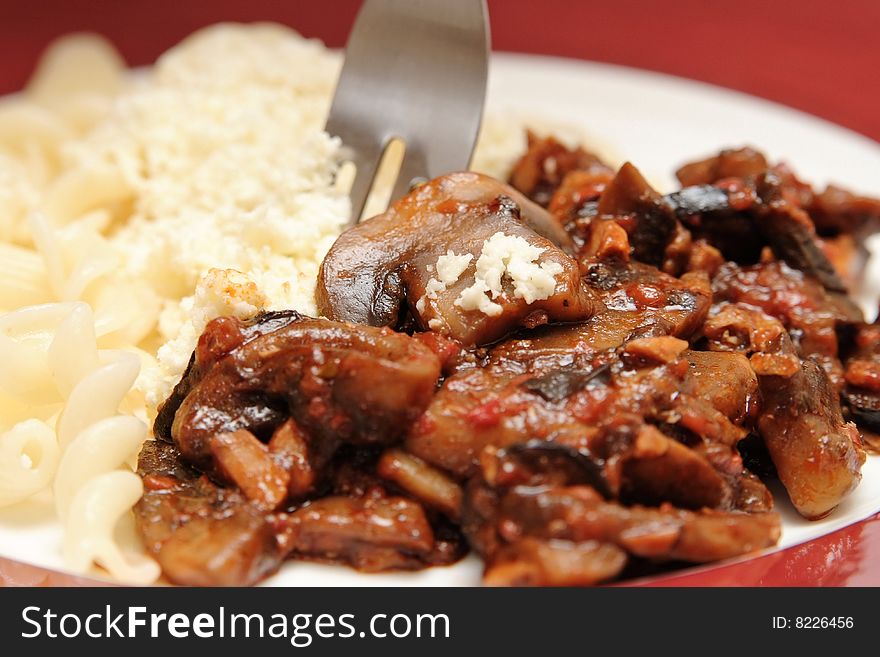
[0,36,162,581]
[51,305,158,583]
[0,302,158,583]
[0,45,160,578]
[2,26,343,584]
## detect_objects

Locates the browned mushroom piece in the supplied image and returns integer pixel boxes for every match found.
[843,323,880,438]
[752,171,849,293]
[135,440,463,584]
[712,260,862,388]
[377,448,464,520]
[675,147,770,187]
[595,162,685,272]
[508,130,612,207]
[317,172,603,346]
[758,358,866,519]
[547,169,615,230]
[810,184,880,238]
[581,259,713,339]
[268,418,321,501]
[169,313,443,473]
[153,310,304,441]
[483,538,627,587]
[406,327,759,516]
[405,328,690,479]
[135,440,286,587]
[676,146,880,241]
[673,146,880,288]
[209,429,290,511]
[489,485,782,563]
[135,136,878,588]
[275,491,442,571]
[680,350,758,426]
[462,463,780,585]
[667,176,850,293]
[704,302,866,519]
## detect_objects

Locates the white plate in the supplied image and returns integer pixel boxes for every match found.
[1,53,879,586]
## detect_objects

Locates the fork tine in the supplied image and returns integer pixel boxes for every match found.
[326,0,490,225]
[390,144,428,202]
[345,143,385,223]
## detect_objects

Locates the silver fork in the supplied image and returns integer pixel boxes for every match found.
[326,0,490,225]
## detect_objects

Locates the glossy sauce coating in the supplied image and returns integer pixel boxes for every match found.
[136,141,879,586]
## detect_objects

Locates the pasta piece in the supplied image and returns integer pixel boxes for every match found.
[54,94,114,135]
[47,304,140,453]
[0,392,57,432]
[41,165,133,225]
[62,470,160,584]
[26,33,125,105]
[55,354,140,451]
[0,151,42,244]
[26,213,160,347]
[0,99,72,159]
[0,242,52,311]
[0,300,157,581]
[54,415,146,518]
[44,302,158,581]
[29,213,116,301]
[89,281,161,348]
[0,419,59,507]
[47,302,101,398]
[0,302,79,404]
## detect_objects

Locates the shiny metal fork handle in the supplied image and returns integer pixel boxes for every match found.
[326,0,490,225]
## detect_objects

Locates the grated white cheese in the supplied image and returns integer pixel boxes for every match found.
[58,24,350,407]
[436,251,474,284]
[142,268,268,406]
[427,251,473,296]
[455,231,563,317]
[417,249,473,314]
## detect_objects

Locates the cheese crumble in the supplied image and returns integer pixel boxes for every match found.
[64,24,350,406]
[416,250,473,315]
[143,268,268,405]
[455,232,563,317]
[426,251,473,297]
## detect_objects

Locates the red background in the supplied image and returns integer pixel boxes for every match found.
[1,0,878,141]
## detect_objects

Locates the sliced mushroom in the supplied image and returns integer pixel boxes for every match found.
[277,493,438,571]
[135,440,285,587]
[758,359,865,519]
[483,538,627,587]
[377,448,463,520]
[508,130,612,207]
[595,162,683,271]
[703,302,866,519]
[169,315,442,471]
[843,323,880,433]
[494,485,781,563]
[317,172,602,346]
